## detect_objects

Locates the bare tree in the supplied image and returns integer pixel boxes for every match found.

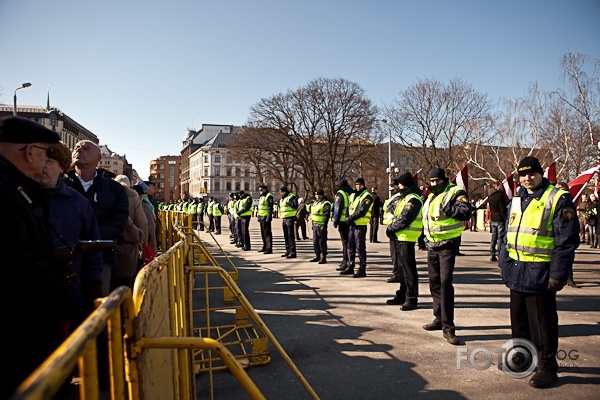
[233,77,380,198]
[385,78,494,176]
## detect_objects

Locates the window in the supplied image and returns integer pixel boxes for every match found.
[159,173,164,179]
[244,169,250,177]
[159,182,165,188]
[226,168,231,177]
[244,182,250,191]
[214,168,220,176]
[226,182,232,190]
[215,181,220,191]
[159,164,165,170]
[215,154,221,163]
[204,155,208,163]
[235,182,240,191]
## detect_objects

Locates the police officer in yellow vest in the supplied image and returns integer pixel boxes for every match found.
[385,173,423,311]
[332,179,353,271]
[422,167,471,345]
[309,189,332,264]
[237,190,253,251]
[279,186,299,258]
[207,196,215,232]
[257,184,274,254]
[499,157,579,389]
[340,177,373,278]
[212,198,224,234]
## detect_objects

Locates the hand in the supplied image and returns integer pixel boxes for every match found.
[333,222,338,229]
[547,278,567,291]
[347,219,355,227]
[386,228,395,239]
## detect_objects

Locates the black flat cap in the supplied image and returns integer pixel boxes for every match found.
[0,116,60,144]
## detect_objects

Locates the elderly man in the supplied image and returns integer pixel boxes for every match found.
[499,156,579,388]
[0,116,74,398]
[63,140,129,296]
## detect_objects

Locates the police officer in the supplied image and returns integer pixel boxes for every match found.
[279,186,299,258]
[237,190,253,250]
[227,193,237,241]
[385,173,423,311]
[332,179,353,271]
[499,156,579,389]
[341,177,373,278]
[383,178,403,283]
[213,198,224,234]
[422,167,471,345]
[257,184,274,254]
[207,196,214,232]
[309,189,332,264]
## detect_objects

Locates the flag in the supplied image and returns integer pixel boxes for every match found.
[501,172,515,200]
[568,164,600,206]
[451,163,468,192]
[543,161,557,185]
[595,176,600,198]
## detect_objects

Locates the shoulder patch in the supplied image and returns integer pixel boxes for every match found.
[562,207,575,221]
[509,212,517,225]
[364,198,372,206]
[457,196,469,203]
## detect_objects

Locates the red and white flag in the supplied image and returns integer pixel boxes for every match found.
[568,164,600,206]
[595,176,600,198]
[502,172,515,200]
[451,163,468,192]
[543,161,557,185]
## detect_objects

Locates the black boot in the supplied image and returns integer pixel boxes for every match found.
[318,256,327,264]
[340,267,354,275]
[310,255,320,262]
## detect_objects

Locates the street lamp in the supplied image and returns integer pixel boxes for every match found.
[13,82,32,116]
[382,118,393,198]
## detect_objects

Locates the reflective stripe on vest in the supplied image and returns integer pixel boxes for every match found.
[423,184,465,241]
[257,192,273,217]
[349,190,372,225]
[311,199,331,224]
[207,202,213,215]
[394,193,423,242]
[213,203,223,216]
[506,186,564,262]
[280,193,297,218]
[336,190,349,222]
[382,192,403,226]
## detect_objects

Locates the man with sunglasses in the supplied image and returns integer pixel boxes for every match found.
[0,116,75,399]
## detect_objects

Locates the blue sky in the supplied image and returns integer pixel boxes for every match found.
[1,0,599,179]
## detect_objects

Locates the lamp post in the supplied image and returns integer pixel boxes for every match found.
[381,118,393,198]
[13,82,32,116]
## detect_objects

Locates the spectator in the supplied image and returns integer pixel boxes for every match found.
[295,197,309,240]
[64,140,129,296]
[576,193,589,244]
[134,183,157,254]
[40,141,103,336]
[0,116,74,399]
[588,193,598,249]
[112,175,148,290]
[369,186,382,242]
[488,180,508,262]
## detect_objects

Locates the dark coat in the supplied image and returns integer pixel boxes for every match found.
[0,155,75,398]
[487,188,508,223]
[332,184,353,228]
[64,169,129,263]
[499,179,580,293]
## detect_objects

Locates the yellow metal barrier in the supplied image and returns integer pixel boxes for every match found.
[11,211,319,399]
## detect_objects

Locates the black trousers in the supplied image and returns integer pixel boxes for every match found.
[296,218,308,240]
[347,225,367,270]
[198,212,205,231]
[235,219,243,245]
[427,240,458,334]
[312,224,328,256]
[208,214,214,231]
[510,289,559,372]
[390,238,401,277]
[259,220,273,250]
[394,242,419,303]
[369,216,379,242]
[240,216,251,249]
[282,217,297,255]
[214,216,222,234]
[337,221,349,266]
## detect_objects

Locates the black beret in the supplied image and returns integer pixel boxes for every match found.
[280,186,289,192]
[238,190,245,195]
[339,179,348,187]
[355,177,365,185]
[315,189,325,196]
[0,116,60,144]
[517,157,544,176]
[259,184,267,189]
[428,167,447,181]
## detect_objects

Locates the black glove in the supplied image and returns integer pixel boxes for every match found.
[443,200,454,216]
[547,278,567,291]
[347,219,355,227]
[386,228,395,239]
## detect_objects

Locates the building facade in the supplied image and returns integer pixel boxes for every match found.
[149,155,182,202]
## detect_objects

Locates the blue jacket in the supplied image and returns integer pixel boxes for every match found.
[499,179,580,293]
[46,180,103,284]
